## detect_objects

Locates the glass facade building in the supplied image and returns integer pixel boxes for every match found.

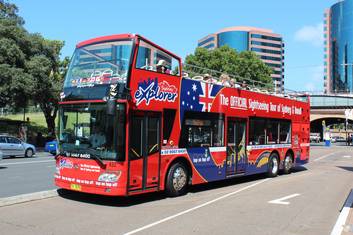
[197,27,285,93]
[324,0,353,94]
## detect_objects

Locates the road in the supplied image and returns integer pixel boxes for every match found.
[0,146,352,235]
[0,152,56,197]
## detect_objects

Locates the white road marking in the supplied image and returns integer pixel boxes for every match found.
[268,193,300,205]
[343,156,352,159]
[123,179,270,235]
[314,152,337,162]
[0,160,54,166]
[331,190,353,235]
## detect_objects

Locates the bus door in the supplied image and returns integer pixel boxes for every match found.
[226,119,247,176]
[128,112,161,192]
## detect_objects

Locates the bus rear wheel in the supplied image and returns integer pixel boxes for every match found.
[283,154,293,174]
[267,153,279,177]
[165,162,189,197]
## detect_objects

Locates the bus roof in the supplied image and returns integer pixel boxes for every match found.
[76,33,135,48]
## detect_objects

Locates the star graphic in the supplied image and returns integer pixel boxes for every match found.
[192,83,197,92]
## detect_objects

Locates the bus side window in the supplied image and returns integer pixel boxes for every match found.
[249,118,266,145]
[179,112,224,148]
[280,121,291,144]
[266,120,279,144]
[135,39,180,76]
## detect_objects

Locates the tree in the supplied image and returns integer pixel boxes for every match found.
[25,37,66,135]
[184,46,273,88]
[0,0,67,135]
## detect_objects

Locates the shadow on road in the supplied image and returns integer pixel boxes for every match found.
[0,166,7,170]
[291,166,308,173]
[57,189,167,207]
[337,166,353,172]
[57,166,308,207]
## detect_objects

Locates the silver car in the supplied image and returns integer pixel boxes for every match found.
[0,135,36,158]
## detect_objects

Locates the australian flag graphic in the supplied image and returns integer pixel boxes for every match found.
[180,79,222,121]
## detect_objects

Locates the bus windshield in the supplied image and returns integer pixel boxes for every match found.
[58,103,125,161]
[64,40,133,88]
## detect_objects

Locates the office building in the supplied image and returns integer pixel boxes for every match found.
[198,26,285,92]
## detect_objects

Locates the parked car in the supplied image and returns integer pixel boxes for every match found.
[332,136,346,143]
[0,150,3,161]
[310,133,320,143]
[44,140,57,155]
[0,135,36,158]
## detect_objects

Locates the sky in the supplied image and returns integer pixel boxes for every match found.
[12,0,339,92]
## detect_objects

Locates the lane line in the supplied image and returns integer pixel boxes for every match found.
[0,189,58,207]
[313,152,337,162]
[0,160,55,166]
[123,178,270,235]
[268,193,300,205]
[331,190,353,235]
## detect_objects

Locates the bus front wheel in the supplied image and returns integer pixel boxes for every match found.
[268,153,279,177]
[165,162,189,197]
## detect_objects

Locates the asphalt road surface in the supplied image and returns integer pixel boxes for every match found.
[0,146,352,235]
[0,152,56,198]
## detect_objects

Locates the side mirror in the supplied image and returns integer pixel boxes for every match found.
[106,99,116,116]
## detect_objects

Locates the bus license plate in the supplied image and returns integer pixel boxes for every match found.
[70,184,81,191]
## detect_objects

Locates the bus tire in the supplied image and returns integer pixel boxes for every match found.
[267,153,279,177]
[283,154,293,174]
[165,162,189,197]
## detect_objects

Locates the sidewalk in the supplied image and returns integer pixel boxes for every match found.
[332,190,353,235]
[342,207,353,235]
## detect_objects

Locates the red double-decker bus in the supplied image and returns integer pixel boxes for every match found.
[55,34,310,197]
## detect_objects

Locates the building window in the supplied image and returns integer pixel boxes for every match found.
[260,55,282,62]
[251,34,282,42]
[198,37,215,47]
[251,41,282,48]
[251,47,282,55]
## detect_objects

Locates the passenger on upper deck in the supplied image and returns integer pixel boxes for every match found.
[220,74,231,87]
[156,60,169,74]
[241,80,249,90]
[203,74,217,83]
[231,78,240,88]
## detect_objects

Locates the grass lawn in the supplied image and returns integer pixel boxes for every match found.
[2,112,49,127]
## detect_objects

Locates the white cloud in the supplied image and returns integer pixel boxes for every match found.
[304,66,324,91]
[294,23,324,47]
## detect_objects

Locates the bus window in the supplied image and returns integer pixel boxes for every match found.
[163,109,176,144]
[135,39,180,76]
[266,120,279,144]
[249,119,266,145]
[180,112,224,148]
[280,121,291,144]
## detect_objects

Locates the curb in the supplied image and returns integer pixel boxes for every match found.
[0,189,58,207]
[331,189,353,235]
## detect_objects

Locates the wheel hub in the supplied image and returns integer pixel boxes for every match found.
[272,158,278,174]
[172,167,187,191]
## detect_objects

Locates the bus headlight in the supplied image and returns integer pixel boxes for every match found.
[98,172,120,183]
